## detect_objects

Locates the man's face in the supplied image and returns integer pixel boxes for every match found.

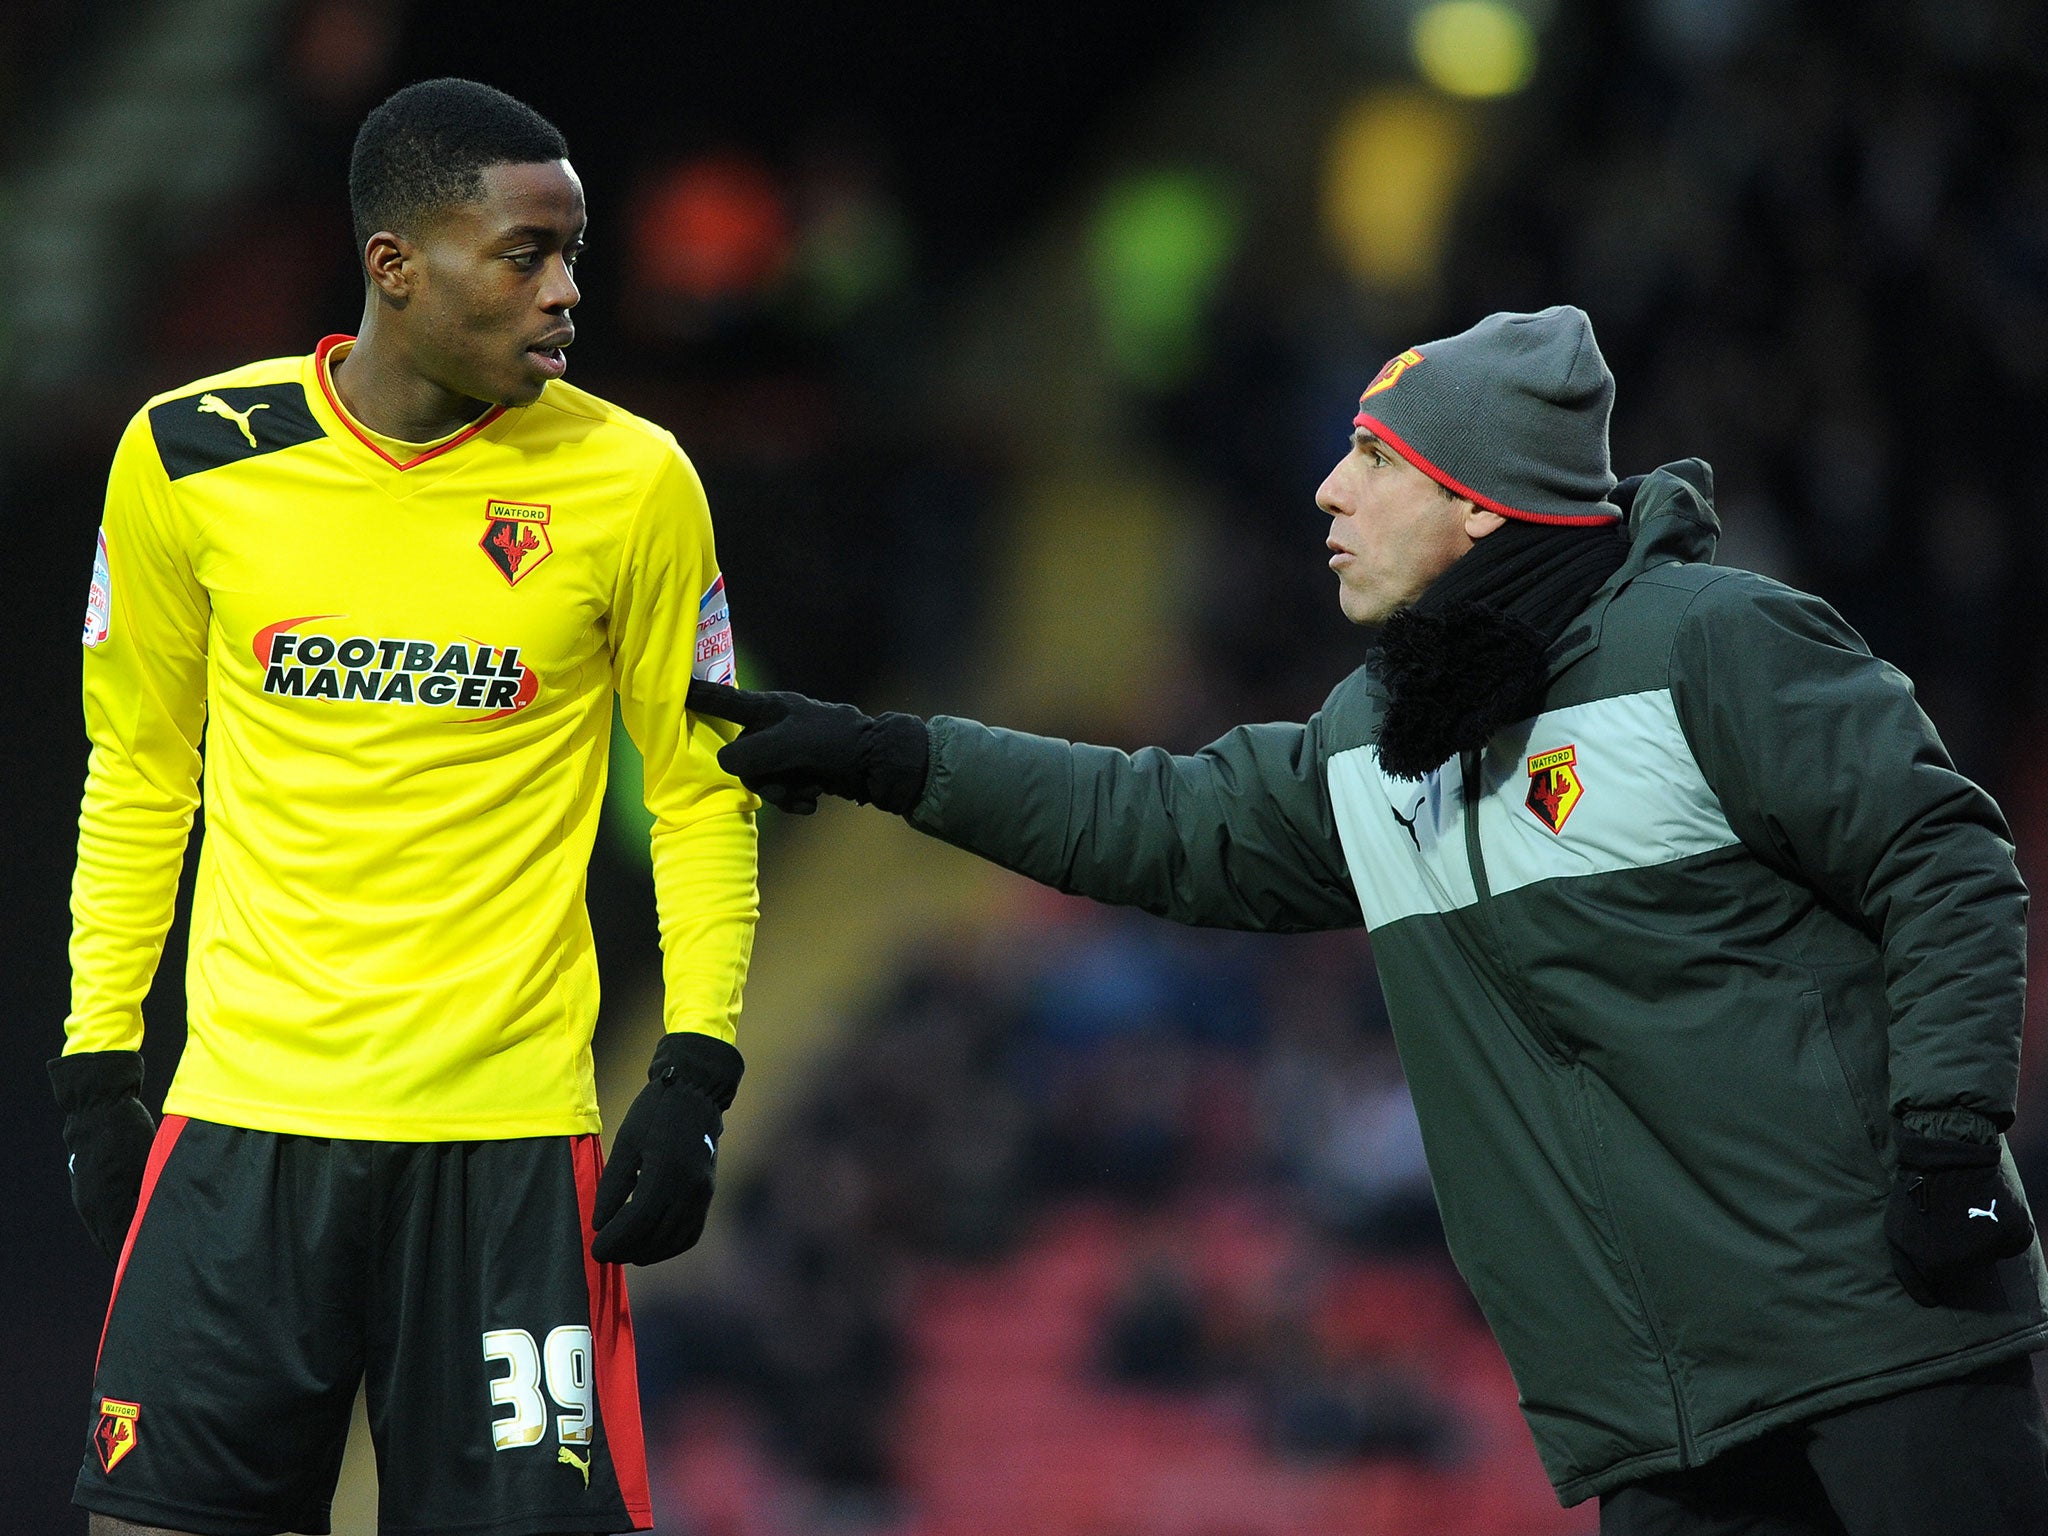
[396,159,585,408]
[1317,430,1497,624]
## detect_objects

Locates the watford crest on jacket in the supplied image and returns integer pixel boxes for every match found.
[1526,744,1584,833]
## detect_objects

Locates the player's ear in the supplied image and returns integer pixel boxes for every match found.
[363,231,418,300]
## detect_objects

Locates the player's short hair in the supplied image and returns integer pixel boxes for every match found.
[349,78,567,254]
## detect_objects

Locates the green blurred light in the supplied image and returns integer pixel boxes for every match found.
[1088,169,1240,391]
[604,701,656,873]
[601,644,764,872]
[797,195,912,329]
[1411,1,1538,99]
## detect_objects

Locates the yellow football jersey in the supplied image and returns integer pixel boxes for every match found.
[66,335,759,1139]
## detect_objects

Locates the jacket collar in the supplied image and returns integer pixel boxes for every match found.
[1543,459,1718,678]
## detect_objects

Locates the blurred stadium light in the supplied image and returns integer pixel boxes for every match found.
[629,153,794,334]
[1086,168,1241,390]
[787,151,914,331]
[289,0,395,109]
[1320,88,1478,292]
[1409,0,1540,99]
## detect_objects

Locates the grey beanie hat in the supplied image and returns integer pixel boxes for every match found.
[1351,305,1619,525]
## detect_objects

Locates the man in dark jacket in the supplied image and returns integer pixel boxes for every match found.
[691,307,2048,1534]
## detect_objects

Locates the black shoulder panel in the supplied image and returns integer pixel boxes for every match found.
[149,382,325,481]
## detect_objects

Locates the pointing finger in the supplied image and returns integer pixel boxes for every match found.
[688,679,782,729]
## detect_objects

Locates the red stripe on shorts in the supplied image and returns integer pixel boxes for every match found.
[96,1113,189,1373]
[573,1134,653,1529]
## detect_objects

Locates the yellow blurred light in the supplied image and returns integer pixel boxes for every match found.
[1321,88,1479,290]
[1411,0,1538,99]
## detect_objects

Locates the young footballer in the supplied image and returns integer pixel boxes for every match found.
[54,79,756,1535]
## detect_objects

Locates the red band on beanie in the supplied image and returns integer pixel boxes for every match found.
[1351,410,1621,526]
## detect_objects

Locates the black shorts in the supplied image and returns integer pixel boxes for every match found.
[76,1115,652,1536]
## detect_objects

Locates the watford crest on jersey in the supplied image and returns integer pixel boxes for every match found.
[481,500,553,585]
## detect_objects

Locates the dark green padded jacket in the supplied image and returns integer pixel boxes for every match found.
[906,461,2048,1504]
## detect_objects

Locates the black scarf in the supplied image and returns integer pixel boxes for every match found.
[1371,519,1630,780]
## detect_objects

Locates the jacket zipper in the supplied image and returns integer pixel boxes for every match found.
[1460,751,1491,901]
[1458,748,1699,1465]
[1458,751,1571,1065]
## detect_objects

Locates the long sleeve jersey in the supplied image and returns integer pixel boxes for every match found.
[66,335,758,1139]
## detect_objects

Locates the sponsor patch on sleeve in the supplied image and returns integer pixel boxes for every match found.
[83,528,112,648]
[694,574,736,684]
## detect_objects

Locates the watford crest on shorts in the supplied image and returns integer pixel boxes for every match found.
[95,1398,140,1473]
[1526,744,1584,834]
[481,500,553,585]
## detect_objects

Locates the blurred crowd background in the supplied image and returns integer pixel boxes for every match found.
[7,1,2048,1532]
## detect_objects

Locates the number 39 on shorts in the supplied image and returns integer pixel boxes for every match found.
[482,1325,594,1450]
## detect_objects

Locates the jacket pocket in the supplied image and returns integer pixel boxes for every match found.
[1802,989,1889,1164]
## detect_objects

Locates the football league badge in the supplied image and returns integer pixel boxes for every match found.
[1526,744,1584,834]
[83,528,112,648]
[694,575,736,684]
[481,500,553,585]
[95,1398,139,1473]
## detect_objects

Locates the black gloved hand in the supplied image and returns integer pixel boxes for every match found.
[49,1051,157,1262]
[687,678,930,816]
[590,1032,744,1266]
[1885,1128,2035,1306]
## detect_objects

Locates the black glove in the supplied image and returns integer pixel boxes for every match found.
[687,678,930,816]
[1885,1127,2035,1306]
[49,1051,157,1262]
[590,1032,744,1266]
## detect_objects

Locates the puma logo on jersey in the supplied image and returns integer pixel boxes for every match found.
[1969,1200,2000,1222]
[197,393,270,447]
[558,1445,591,1487]
[151,383,322,480]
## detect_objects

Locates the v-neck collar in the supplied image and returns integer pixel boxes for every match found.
[307,335,514,492]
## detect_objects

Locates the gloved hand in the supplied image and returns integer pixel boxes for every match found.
[1885,1127,2035,1306]
[49,1050,157,1262]
[591,1032,744,1266]
[687,679,929,816]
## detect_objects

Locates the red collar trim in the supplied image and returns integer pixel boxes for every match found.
[314,334,506,471]
[1351,410,1622,527]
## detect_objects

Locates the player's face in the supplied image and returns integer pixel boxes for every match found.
[1316,430,1501,624]
[407,159,586,408]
